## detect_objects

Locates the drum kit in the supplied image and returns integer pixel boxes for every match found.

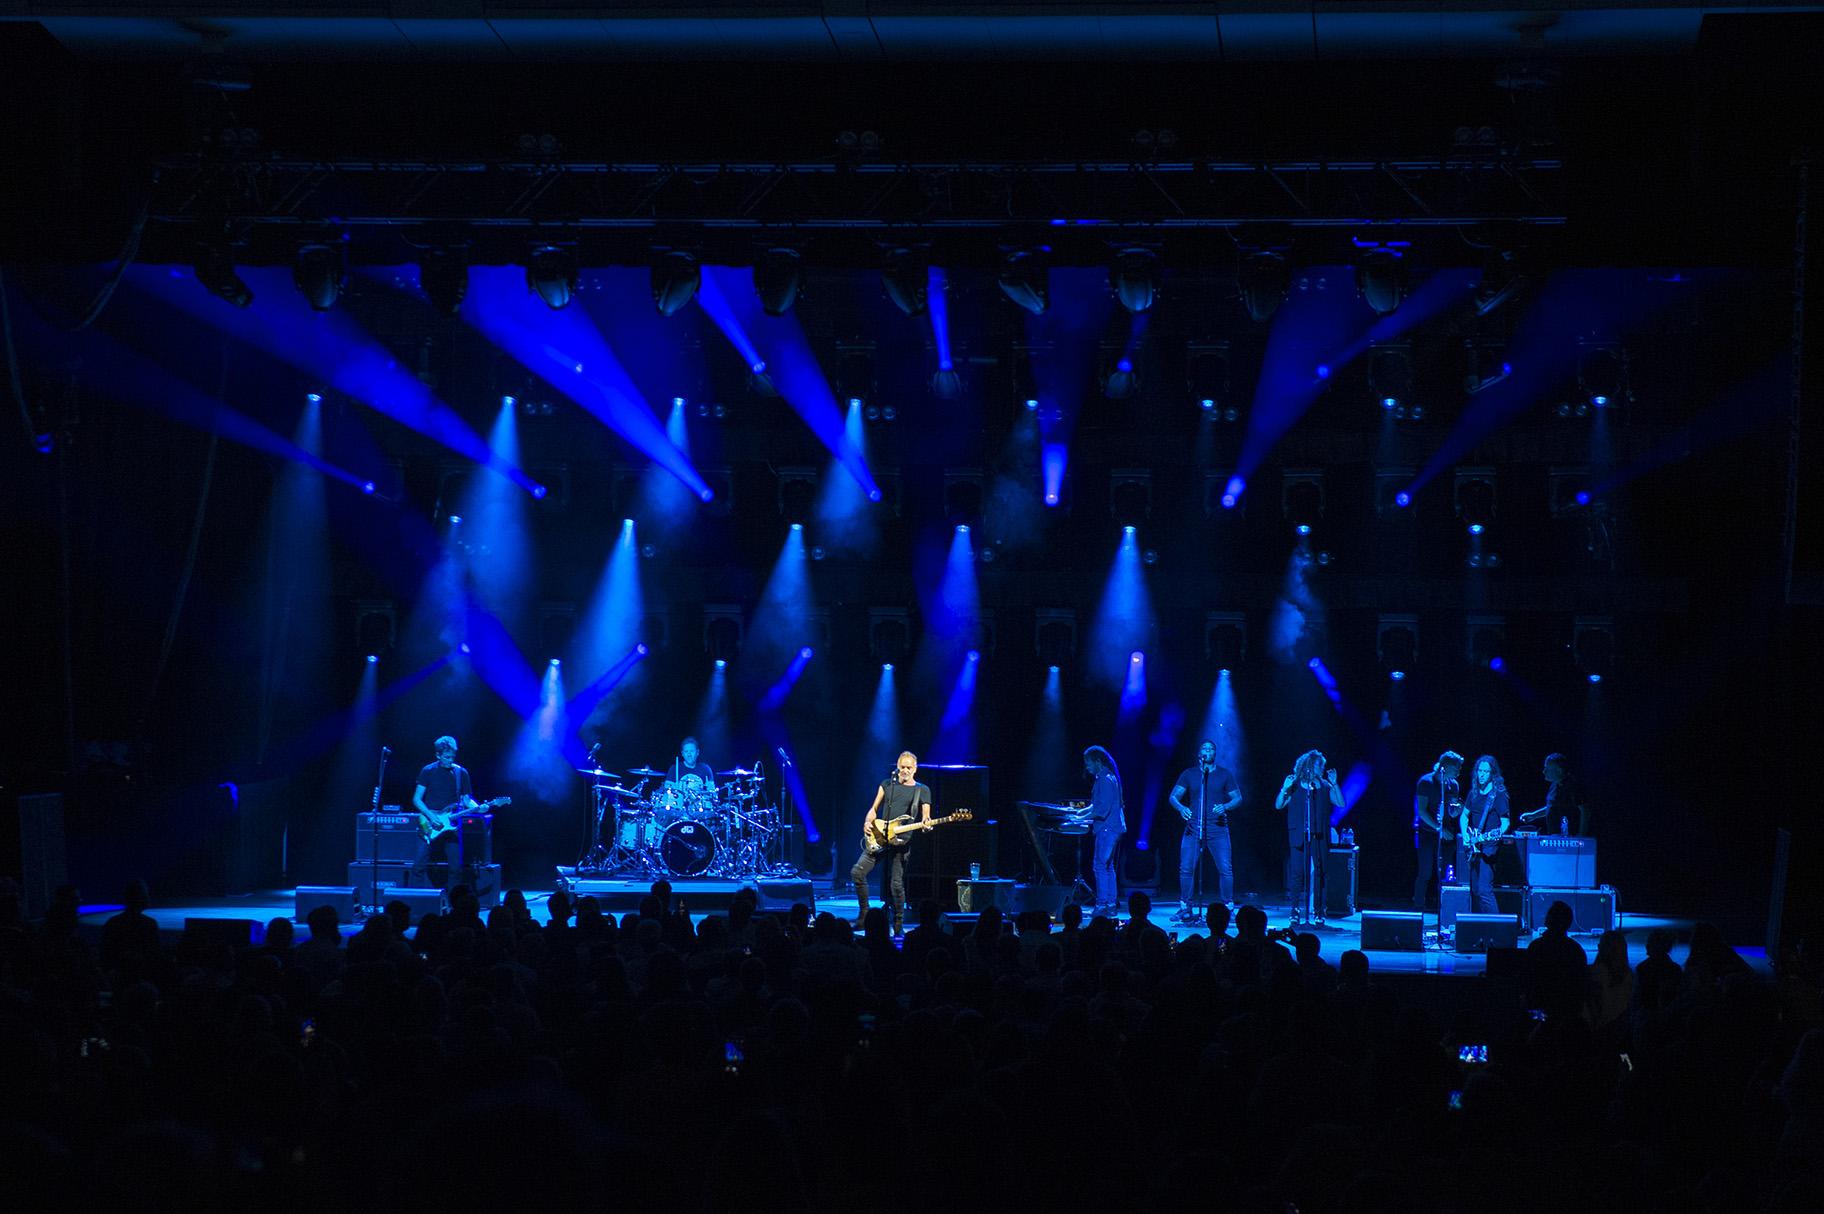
[575,763,792,879]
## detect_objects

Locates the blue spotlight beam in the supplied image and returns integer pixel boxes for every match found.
[1587,356,1789,500]
[931,651,980,763]
[759,647,815,711]
[1027,268,1115,507]
[460,266,711,501]
[570,519,645,689]
[13,306,371,491]
[1226,267,1475,503]
[928,266,954,371]
[1088,529,1157,687]
[566,644,649,738]
[814,399,880,554]
[1406,268,1718,497]
[697,266,879,499]
[129,266,537,493]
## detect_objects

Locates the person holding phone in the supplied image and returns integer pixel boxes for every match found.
[1276,749,1343,926]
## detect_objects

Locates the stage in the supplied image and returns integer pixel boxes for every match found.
[75,886,1771,979]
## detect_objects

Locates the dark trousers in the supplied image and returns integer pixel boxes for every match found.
[415,829,463,890]
[1413,831,1444,908]
[1286,836,1326,915]
[850,846,908,921]
[1180,824,1234,905]
[1463,848,1497,914]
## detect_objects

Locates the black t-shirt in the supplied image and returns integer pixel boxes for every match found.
[1413,772,1460,833]
[666,759,716,789]
[1175,765,1239,828]
[878,780,933,822]
[1545,776,1585,835]
[417,761,472,812]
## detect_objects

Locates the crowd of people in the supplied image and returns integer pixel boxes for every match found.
[2,874,1821,1212]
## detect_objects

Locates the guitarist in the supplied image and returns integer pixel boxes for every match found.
[1456,754,1510,915]
[413,735,475,889]
[848,751,932,934]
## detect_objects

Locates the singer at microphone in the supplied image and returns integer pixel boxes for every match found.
[1170,739,1242,919]
[1411,750,1464,911]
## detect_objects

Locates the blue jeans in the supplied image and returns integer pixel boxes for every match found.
[1092,831,1121,907]
[1180,824,1233,905]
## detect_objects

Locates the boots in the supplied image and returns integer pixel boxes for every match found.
[851,880,870,930]
[890,903,906,936]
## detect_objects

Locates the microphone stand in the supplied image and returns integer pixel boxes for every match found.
[1192,766,1209,916]
[361,745,391,920]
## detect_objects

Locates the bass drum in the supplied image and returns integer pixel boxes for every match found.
[658,819,717,876]
[613,811,662,853]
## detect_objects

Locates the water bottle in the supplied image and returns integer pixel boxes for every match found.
[1559,816,1569,836]
[969,862,981,881]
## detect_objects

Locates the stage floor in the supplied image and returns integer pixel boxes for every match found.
[76,887,1771,977]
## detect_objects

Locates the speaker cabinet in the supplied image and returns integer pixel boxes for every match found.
[956,878,1016,913]
[1527,886,1616,934]
[1361,910,1425,951]
[295,885,357,923]
[1326,846,1358,917]
[384,887,445,920]
[1456,913,1521,953]
[354,812,422,864]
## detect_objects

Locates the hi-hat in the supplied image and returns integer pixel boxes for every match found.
[575,767,622,780]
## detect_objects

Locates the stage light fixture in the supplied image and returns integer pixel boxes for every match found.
[1368,345,1412,413]
[1111,248,1160,314]
[292,243,344,311]
[1578,344,1626,409]
[930,367,963,400]
[881,248,928,315]
[754,247,803,315]
[1239,251,1290,322]
[837,349,875,406]
[418,248,469,316]
[194,248,253,308]
[651,250,701,316]
[1356,249,1405,315]
[1103,358,1139,401]
[1187,345,1229,415]
[526,245,578,309]
[1474,250,1525,316]
[997,249,1048,315]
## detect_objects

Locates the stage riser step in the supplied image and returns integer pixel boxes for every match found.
[555,874,815,913]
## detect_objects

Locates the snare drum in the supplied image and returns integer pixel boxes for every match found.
[656,784,713,817]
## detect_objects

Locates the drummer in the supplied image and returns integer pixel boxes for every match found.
[663,737,716,797]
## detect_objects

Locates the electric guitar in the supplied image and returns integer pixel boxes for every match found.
[863,809,974,856]
[419,796,511,842]
[1460,823,1506,860]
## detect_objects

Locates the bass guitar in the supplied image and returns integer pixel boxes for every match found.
[863,808,973,857]
[420,796,511,842]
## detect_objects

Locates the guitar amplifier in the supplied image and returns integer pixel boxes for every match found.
[355,810,421,863]
[1519,835,1598,889]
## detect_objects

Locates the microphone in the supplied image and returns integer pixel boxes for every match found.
[381,746,392,756]
[775,746,793,768]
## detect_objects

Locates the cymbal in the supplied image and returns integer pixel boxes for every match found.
[627,766,666,778]
[602,786,639,798]
[716,767,758,777]
[575,767,622,779]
